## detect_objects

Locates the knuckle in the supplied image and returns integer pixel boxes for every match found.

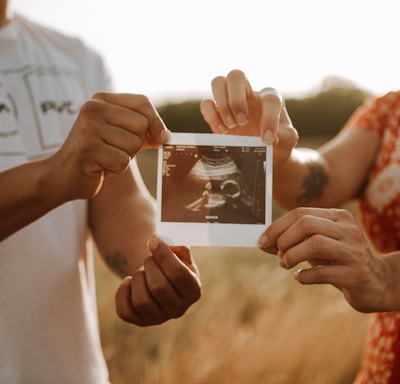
[170,267,190,286]
[336,208,354,221]
[92,91,107,100]
[80,117,101,135]
[79,99,101,115]
[287,126,299,142]
[132,296,150,312]
[357,266,370,284]
[134,93,151,108]
[297,214,317,232]
[130,113,148,133]
[292,207,309,220]
[347,224,364,241]
[192,285,202,302]
[308,234,328,250]
[345,209,355,219]
[150,281,169,298]
[115,305,131,323]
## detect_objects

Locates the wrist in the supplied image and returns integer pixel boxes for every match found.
[381,252,400,311]
[36,156,70,206]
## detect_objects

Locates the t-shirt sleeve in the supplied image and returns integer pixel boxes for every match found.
[85,48,115,94]
[343,92,398,138]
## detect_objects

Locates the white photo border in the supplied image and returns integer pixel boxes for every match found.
[156,132,272,247]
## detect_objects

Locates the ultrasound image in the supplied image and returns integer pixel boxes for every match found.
[161,144,267,224]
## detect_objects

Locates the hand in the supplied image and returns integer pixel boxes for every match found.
[200,69,298,167]
[258,207,388,313]
[115,235,201,326]
[50,93,171,201]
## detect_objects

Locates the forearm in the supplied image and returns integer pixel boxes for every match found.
[89,165,156,277]
[0,159,66,241]
[94,198,155,277]
[273,148,332,209]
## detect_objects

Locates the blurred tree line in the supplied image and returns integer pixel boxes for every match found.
[157,76,372,139]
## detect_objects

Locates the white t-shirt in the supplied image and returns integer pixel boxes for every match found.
[0,13,112,384]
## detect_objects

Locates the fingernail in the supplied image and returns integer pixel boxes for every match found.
[236,112,248,126]
[257,234,269,248]
[218,124,228,133]
[277,250,288,268]
[263,130,274,144]
[122,275,133,286]
[226,115,237,129]
[148,237,159,251]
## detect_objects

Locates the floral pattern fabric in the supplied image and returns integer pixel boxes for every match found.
[344,92,400,383]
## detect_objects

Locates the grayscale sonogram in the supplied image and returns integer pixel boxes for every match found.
[161,144,267,224]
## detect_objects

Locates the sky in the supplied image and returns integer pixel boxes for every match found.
[11,0,400,105]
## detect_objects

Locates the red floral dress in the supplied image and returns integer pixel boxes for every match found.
[344,92,400,383]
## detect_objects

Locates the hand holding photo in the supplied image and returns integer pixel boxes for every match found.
[156,133,272,247]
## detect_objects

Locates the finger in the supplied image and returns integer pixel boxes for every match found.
[260,207,342,251]
[200,99,227,134]
[225,69,250,127]
[129,267,166,321]
[93,92,170,145]
[258,87,285,144]
[148,235,201,302]
[142,256,183,312]
[211,75,237,129]
[115,276,144,324]
[259,208,306,252]
[295,264,347,286]
[86,98,149,142]
[80,137,131,175]
[273,106,298,161]
[98,120,145,158]
[277,215,343,256]
[169,244,199,275]
[281,235,344,269]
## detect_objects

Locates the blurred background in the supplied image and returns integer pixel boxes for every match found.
[12,0,398,382]
[12,0,399,104]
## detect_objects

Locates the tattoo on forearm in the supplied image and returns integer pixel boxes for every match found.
[296,162,328,205]
[105,251,128,277]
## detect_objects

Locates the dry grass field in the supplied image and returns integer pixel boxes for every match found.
[95,141,370,384]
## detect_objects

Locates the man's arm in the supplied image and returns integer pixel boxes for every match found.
[0,92,169,242]
[89,161,201,326]
[0,159,68,241]
[88,161,155,275]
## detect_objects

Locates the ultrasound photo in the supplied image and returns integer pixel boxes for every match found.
[161,143,267,224]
